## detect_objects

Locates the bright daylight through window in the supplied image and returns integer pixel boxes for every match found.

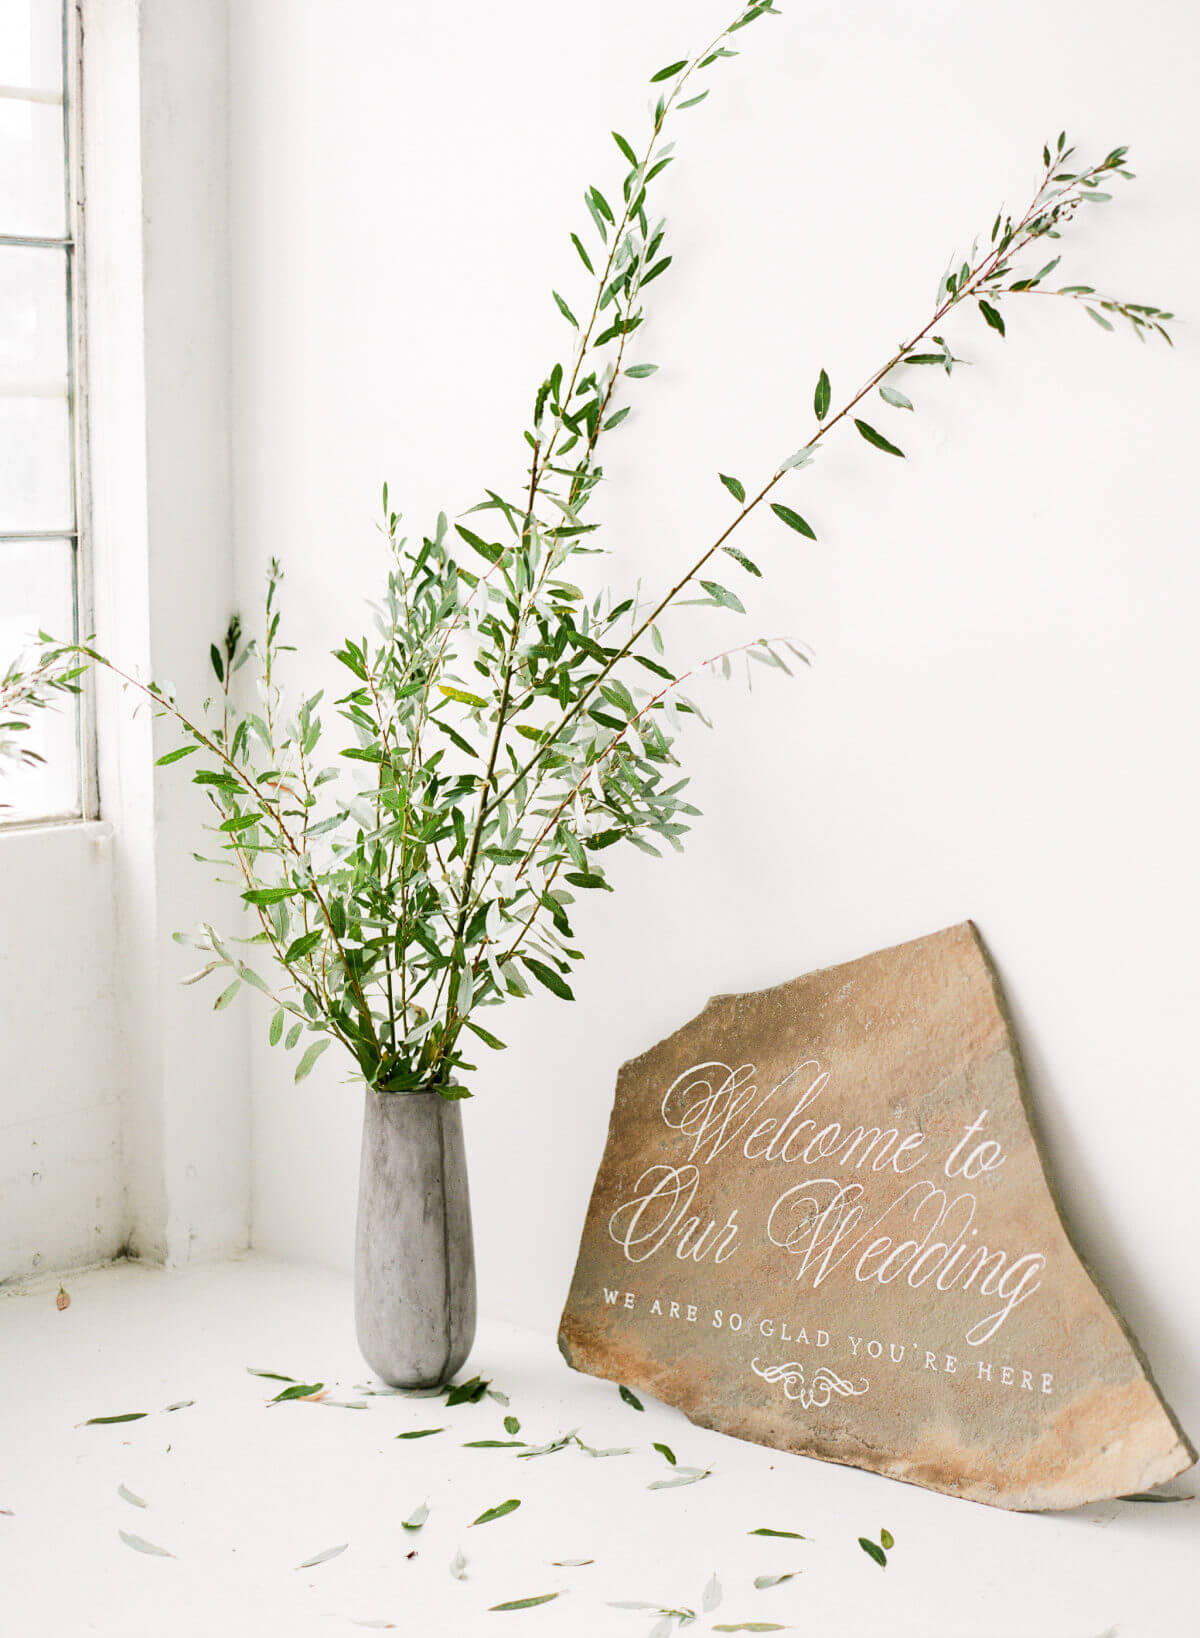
[0,0,85,824]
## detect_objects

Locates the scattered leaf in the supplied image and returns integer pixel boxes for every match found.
[56,1285,70,1311]
[85,1413,147,1425]
[489,1594,560,1612]
[269,1382,324,1404]
[471,1499,521,1527]
[748,1528,806,1539]
[618,1385,644,1412]
[118,1530,174,1558]
[550,1558,594,1567]
[449,1548,469,1580]
[117,1484,147,1509]
[648,1466,711,1490]
[296,1543,348,1569]
[858,1537,887,1568]
[703,1573,723,1612]
[463,1439,527,1449]
[402,1503,429,1532]
[1120,1491,1194,1503]
[753,1572,800,1589]
[504,1415,521,1436]
[246,1369,295,1382]
[712,1625,790,1633]
[652,1443,677,1465]
[880,1528,895,1550]
[396,1428,444,1440]
[163,1401,194,1413]
[486,1388,511,1408]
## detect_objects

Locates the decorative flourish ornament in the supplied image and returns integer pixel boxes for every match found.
[751,1359,869,1409]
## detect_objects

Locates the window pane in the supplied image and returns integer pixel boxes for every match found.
[0,244,72,531]
[0,94,66,239]
[0,536,79,821]
[0,2,63,94]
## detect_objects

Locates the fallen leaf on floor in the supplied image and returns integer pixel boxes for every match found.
[396,1428,444,1440]
[858,1537,887,1568]
[550,1558,594,1567]
[652,1443,676,1465]
[753,1572,800,1590]
[748,1528,805,1539]
[84,1413,147,1426]
[471,1498,521,1526]
[618,1385,643,1412]
[504,1415,520,1436]
[163,1401,194,1413]
[518,1433,576,1459]
[321,1399,368,1409]
[489,1593,560,1611]
[350,1621,396,1630]
[486,1388,510,1407]
[247,1368,295,1382]
[464,1439,527,1448]
[118,1530,174,1558]
[703,1573,723,1612]
[712,1625,790,1633]
[573,1435,633,1458]
[445,1376,490,1406]
[402,1503,429,1532]
[1120,1491,1194,1503]
[268,1381,324,1404]
[117,1484,147,1509]
[449,1548,468,1580]
[648,1466,711,1490]
[295,1543,348,1569]
[56,1285,70,1311]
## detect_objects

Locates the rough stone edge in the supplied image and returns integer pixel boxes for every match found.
[966,919,1196,1484]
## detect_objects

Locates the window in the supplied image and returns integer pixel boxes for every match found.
[0,0,88,823]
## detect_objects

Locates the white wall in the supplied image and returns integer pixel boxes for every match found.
[229,0,1200,1435]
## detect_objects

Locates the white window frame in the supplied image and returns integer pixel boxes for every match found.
[0,0,96,826]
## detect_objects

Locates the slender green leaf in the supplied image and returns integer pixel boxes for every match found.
[854,419,905,457]
[978,299,1006,337]
[813,368,830,419]
[294,1038,331,1083]
[489,1594,560,1612]
[470,1499,521,1527]
[769,503,816,539]
[719,473,746,504]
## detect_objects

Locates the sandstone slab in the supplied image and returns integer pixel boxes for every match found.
[558,923,1194,1509]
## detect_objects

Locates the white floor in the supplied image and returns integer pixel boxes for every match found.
[1,1256,1193,1638]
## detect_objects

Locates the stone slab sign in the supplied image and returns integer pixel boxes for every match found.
[559,922,1194,1510]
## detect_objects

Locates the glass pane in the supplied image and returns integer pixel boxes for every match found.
[0,93,66,239]
[0,244,72,531]
[0,536,79,821]
[0,2,63,94]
